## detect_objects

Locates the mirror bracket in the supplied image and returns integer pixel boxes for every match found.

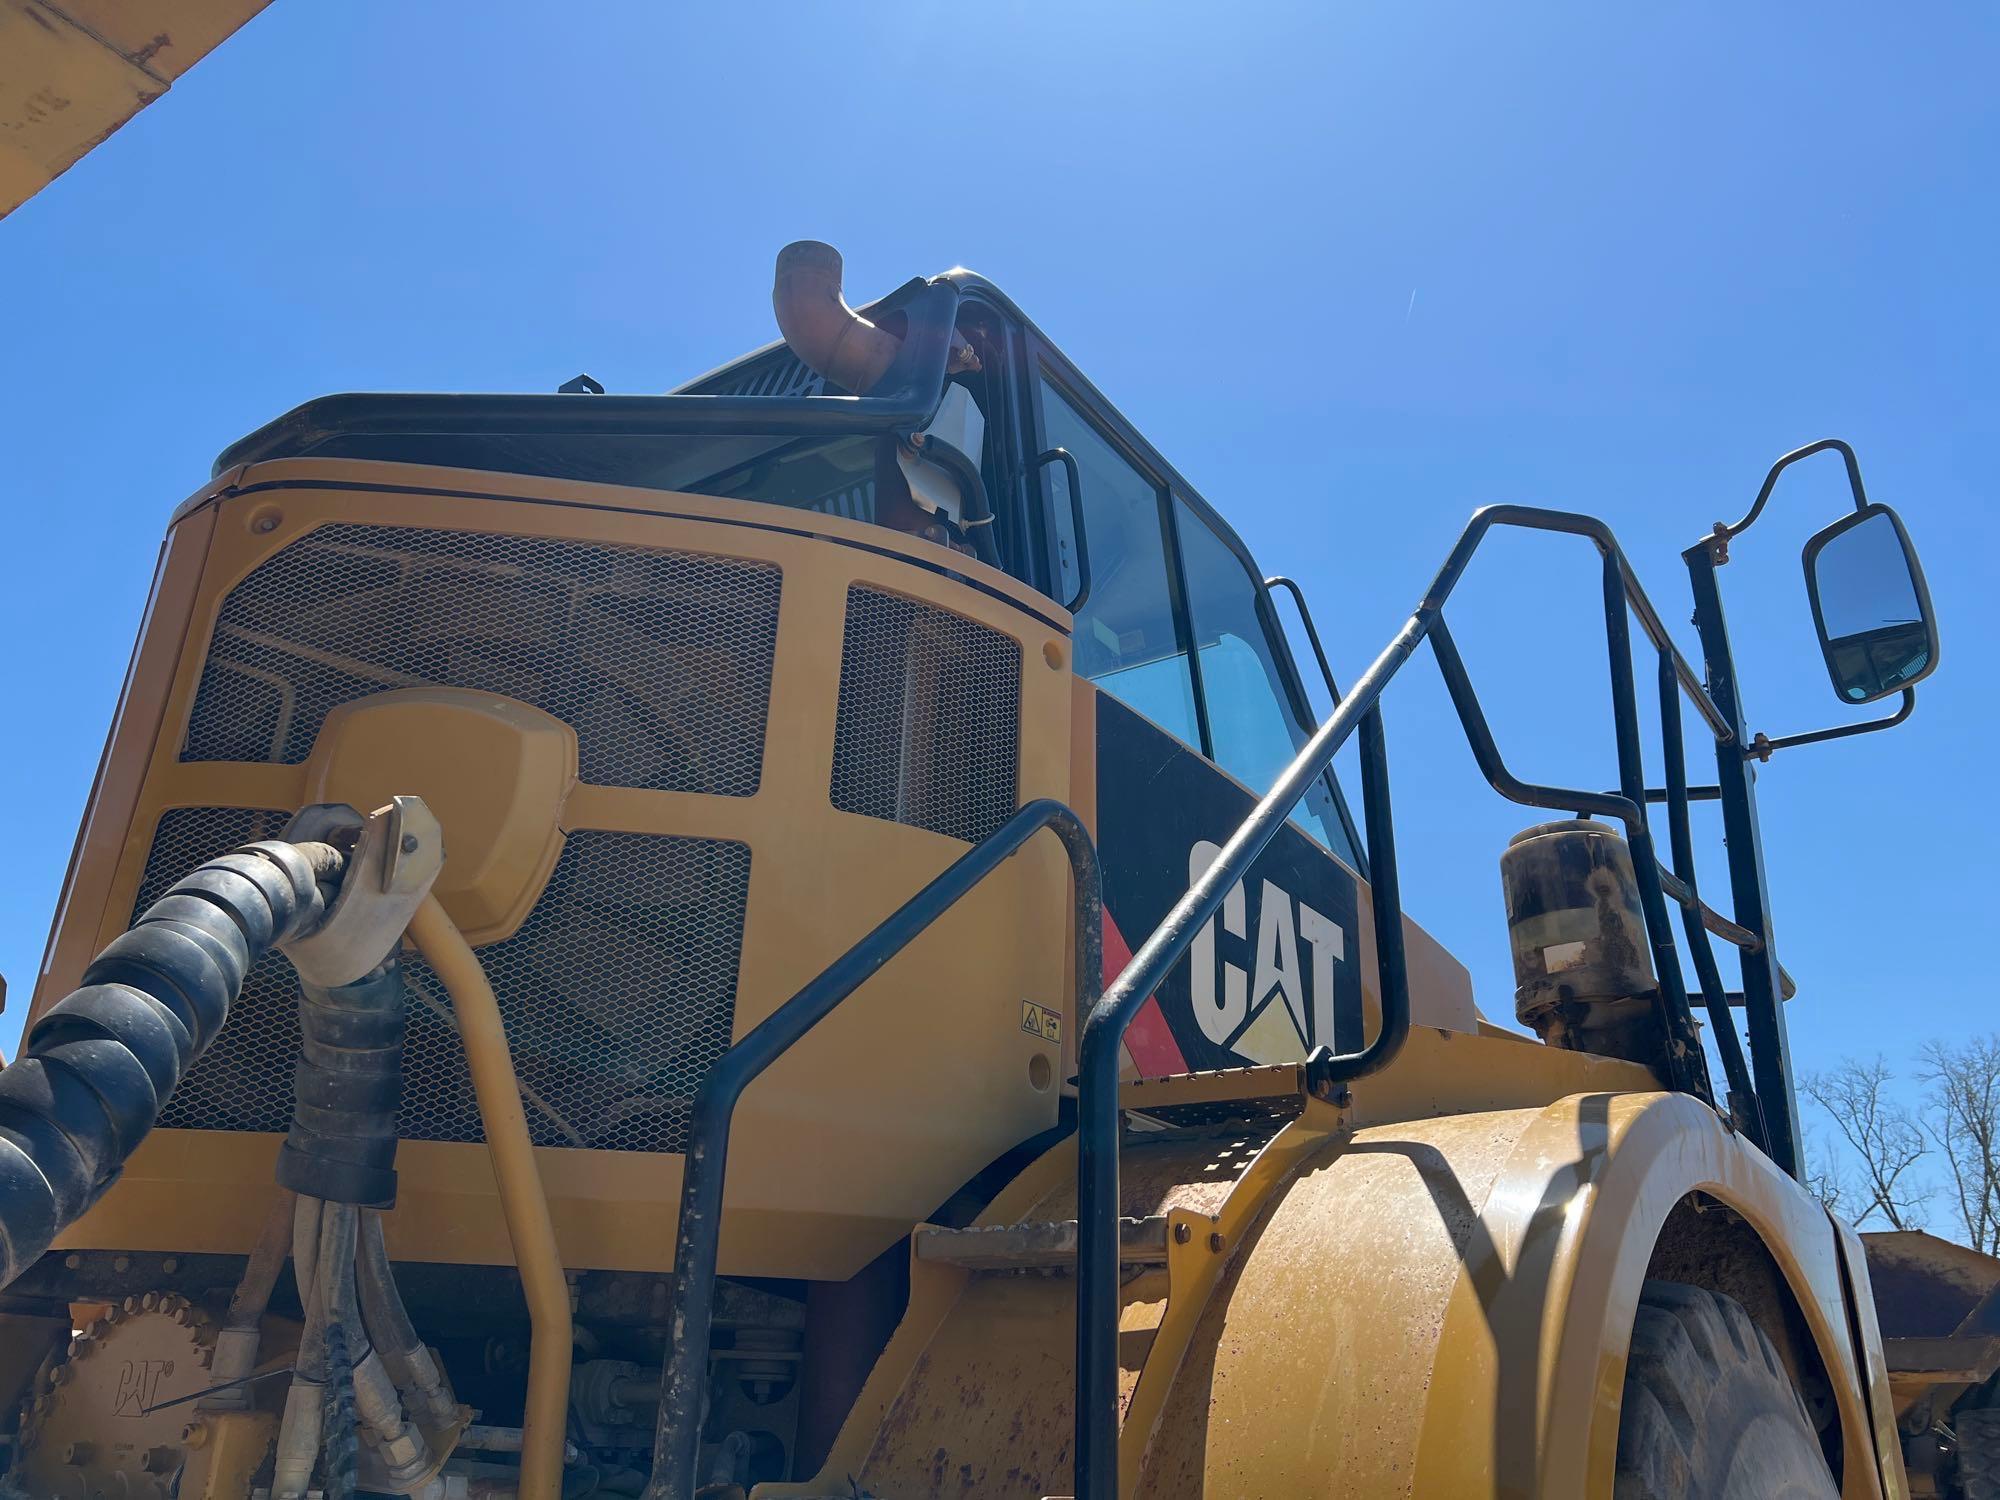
[1741,687,1917,761]
[1714,437,1871,552]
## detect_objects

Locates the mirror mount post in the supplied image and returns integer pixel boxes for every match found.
[1680,536,1806,1181]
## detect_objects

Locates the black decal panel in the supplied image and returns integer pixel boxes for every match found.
[1095,693,1364,1077]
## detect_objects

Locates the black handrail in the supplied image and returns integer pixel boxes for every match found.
[1069,501,1755,1499]
[1038,447,1092,613]
[1261,574,1372,879]
[1657,652,1765,1141]
[644,799,1100,1500]
[1263,575,1341,711]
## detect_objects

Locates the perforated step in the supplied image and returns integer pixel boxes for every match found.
[913,1216,1169,1271]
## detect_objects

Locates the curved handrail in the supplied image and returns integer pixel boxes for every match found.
[1069,500,1754,1499]
[645,798,1100,1500]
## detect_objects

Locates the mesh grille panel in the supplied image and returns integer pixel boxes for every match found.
[830,586,1021,845]
[679,347,830,399]
[181,524,780,795]
[141,809,748,1154]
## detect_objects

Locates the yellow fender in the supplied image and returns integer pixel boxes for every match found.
[783,1032,1906,1499]
[1149,1087,1904,1497]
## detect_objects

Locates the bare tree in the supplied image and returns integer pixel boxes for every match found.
[1919,1035,2000,1255]
[1802,1057,1929,1230]
[1803,1129,1856,1220]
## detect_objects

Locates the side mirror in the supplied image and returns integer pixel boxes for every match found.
[1803,504,1939,704]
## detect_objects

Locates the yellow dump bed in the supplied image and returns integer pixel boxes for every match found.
[0,0,272,218]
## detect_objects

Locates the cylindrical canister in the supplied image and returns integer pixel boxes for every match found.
[1499,818,1664,1064]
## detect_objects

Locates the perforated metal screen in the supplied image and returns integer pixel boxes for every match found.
[830,586,1022,845]
[181,524,781,796]
[141,809,748,1155]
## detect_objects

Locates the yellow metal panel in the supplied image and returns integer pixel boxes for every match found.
[1838,1219,1918,1499]
[0,0,273,218]
[1411,1089,1892,1499]
[303,688,577,944]
[783,1030,1894,1498]
[32,502,216,1014]
[47,462,1078,1283]
[48,0,266,79]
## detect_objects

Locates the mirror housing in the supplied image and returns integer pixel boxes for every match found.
[1802,503,1939,704]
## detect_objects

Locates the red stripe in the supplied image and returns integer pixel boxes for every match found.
[1102,908,1186,1078]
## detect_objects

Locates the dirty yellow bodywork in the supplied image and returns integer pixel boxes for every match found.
[22,451,1911,1497]
[772,1032,1907,1498]
[33,457,1078,1282]
[0,0,272,218]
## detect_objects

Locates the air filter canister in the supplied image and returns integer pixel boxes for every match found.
[1500,818,1665,1065]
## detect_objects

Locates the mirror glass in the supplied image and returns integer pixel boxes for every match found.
[1807,509,1935,703]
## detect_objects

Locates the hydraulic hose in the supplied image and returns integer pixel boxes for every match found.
[358,1209,461,1430]
[0,837,337,1288]
[281,960,409,1208]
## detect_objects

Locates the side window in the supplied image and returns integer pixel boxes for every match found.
[1040,379,1199,746]
[1174,500,1359,866]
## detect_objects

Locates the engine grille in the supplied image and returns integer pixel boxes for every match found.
[181,523,781,796]
[140,808,749,1155]
[830,586,1021,845]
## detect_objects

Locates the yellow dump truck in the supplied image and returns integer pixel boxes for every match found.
[0,234,1973,1499]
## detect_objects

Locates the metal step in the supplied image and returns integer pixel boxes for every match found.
[914,1215,1170,1271]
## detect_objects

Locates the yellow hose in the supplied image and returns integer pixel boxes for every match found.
[408,895,569,1500]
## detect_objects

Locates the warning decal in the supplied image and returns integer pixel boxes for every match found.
[1021,1001,1063,1043]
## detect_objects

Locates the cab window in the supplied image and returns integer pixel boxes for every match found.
[1039,379,1199,746]
[1173,499,1358,866]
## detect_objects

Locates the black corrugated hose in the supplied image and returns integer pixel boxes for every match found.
[0,837,342,1288]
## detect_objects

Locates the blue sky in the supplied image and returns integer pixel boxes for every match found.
[1,4,1992,1222]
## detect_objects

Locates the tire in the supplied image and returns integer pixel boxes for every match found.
[1614,1280,1838,1499]
[1957,1405,2000,1499]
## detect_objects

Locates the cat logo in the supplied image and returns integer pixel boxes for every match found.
[1186,840,1347,1065]
[113,1357,176,1417]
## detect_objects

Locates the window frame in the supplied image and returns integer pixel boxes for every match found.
[1027,362,1205,745]
[1019,328,1368,873]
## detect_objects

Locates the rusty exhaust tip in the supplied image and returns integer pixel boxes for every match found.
[772,240,906,396]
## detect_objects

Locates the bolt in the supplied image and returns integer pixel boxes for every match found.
[253,513,280,534]
[182,1421,208,1449]
[1208,1232,1226,1254]
[63,1253,81,1270]
[112,1255,131,1273]
[63,1441,94,1465]
[401,833,420,854]
[161,1256,179,1273]
[1172,1222,1191,1245]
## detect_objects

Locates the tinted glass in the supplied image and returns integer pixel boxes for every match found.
[1042,380,1199,745]
[1810,511,1932,702]
[1174,500,1356,864]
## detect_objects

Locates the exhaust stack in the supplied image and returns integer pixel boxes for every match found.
[772,241,978,395]
[772,241,907,396]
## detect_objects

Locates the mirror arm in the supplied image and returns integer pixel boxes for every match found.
[1740,687,1916,761]
[1711,437,1870,556]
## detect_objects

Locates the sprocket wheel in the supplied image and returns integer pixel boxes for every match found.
[9,1292,217,1500]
